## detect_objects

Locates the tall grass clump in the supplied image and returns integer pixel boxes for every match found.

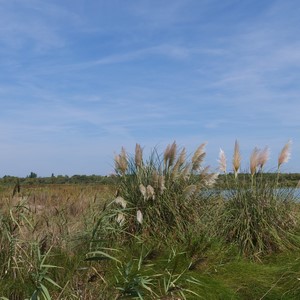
[219,140,299,258]
[93,142,218,244]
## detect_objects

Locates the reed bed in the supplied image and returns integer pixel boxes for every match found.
[0,141,300,299]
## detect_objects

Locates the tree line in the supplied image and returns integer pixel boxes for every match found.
[0,173,299,187]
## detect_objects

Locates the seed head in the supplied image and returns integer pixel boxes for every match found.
[164,141,177,168]
[146,185,155,200]
[278,140,292,168]
[115,147,128,175]
[137,210,143,224]
[218,148,227,173]
[135,143,143,168]
[116,213,125,226]
[258,146,269,169]
[204,173,219,187]
[232,140,241,178]
[139,184,147,200]
[250,147,260,176]
[114,196,127,209]
[192,143,207,171]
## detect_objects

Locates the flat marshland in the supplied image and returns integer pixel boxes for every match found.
[1,141,300,299]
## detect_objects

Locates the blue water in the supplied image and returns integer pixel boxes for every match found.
[217,188,300,201]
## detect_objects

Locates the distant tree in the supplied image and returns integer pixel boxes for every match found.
[28,172,37,178]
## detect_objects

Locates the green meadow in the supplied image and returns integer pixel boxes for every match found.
[1,141,300,299]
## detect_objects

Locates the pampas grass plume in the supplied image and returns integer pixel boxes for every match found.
[192,142,206,171]
[115,147,128,174]
[258,146,269,169]
[278,140,292,168]
[232,140,241,178]
[139,184,147,200]
[218,148,227,173]
[137,210,143,224]
[146,185,155,200]
[114,196,127,209]
[204,173,219,187]
[116,213,125,226]
[250,147,260,176]
[135,143,143,168]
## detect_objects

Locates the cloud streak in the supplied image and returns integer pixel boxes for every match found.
[1,0,300,176]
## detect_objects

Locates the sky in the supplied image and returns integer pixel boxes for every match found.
[1,0,300,177]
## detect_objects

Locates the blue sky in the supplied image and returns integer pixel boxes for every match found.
[1,0,300,176]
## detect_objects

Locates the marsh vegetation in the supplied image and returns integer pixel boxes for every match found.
[1,141,300,299]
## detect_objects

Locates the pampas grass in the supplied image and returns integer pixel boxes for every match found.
[97,142,216,241]
[220,141,299,258]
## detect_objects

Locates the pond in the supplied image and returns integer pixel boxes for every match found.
[214,188,300,201]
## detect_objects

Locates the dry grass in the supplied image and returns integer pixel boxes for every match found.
[0,183,115,298]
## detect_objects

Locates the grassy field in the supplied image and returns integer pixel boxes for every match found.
[1,141,300,299]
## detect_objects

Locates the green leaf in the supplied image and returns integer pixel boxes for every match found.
[41,264,62,269]
[85,250,121,263]
[30,290,39,300]
[44,276,62,289]
[40,283,51,300]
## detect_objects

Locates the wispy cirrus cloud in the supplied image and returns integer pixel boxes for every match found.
[0,0,300,176]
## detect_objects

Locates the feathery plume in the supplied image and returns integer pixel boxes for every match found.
[114,196,127,209]
[182,185,197,200]
[146,185,155,200]
[250,147,260,176]
[116,213,125,226]
[258,146,269,169]
[168,141,177,167]
[136,210,143,224]
[200,165,210,175]
[218,148,227,173]
[192,143,207,171]
[171,148,186,179]
[278,140,292,168]
[115,147,128,175]
[177,148,186,167]
[135,143,143,168]
[158,175,166,195]
[204,173,219,187]
[232,140,241,178]
[152,171,159,189]
[139,184,147,200]
[164,144,171,166]
[181,164,191,180]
